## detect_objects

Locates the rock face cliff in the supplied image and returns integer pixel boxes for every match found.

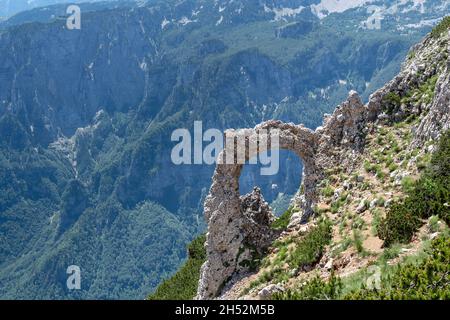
[197,29,450,300]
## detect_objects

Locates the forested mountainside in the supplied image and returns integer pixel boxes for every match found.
[150,17,450,301]
[0,0,449,299]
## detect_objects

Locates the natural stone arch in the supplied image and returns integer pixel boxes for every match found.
[197,91,368,300]
[197,120,319,300]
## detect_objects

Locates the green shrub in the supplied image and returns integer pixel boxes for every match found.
[148,235,206,300]
[401,176,415,193]
[364,160,373,173]
[385,155,394,166]
[352,229,365,254]
[428,130,450,180]
[375,167,385,181]
[321,185,334,198]
[351,215,365,230]
[276,235,450,300]
[392,142,402,153]
[331,195,347,214]
[408,177,449,223]
[418,75,439,105]
[380,243,402,262]
[371,209,382,236]
[379,176,449,246]
[378,201,424,246]
[428,216,441,233]
[288,221,332,270]
[388,163,398,173]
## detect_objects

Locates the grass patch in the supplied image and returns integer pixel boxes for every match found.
[371,209,382,236]
[321,184,334,198]
[379,243,402,262]
[273,272,342,300]
[382,92,401,115]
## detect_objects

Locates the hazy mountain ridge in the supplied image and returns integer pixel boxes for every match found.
[0,0,135,18]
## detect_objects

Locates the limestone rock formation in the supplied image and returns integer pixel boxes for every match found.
[197,91,369,299]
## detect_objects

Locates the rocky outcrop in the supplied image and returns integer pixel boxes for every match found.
[415,66,450,145]
[257,284,285,299]
[368,31,450,146]
[239,187,277,252]
[314,91,367,171]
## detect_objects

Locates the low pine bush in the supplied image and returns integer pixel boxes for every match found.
[288,220,332,270]
[271,207,295,230]
[378,200,425,246]
[378,131,450,246]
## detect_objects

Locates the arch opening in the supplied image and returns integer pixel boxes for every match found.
[239,149,303,216]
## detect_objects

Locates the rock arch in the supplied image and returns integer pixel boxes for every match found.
[197,120,319,299]
[197,91,368,299]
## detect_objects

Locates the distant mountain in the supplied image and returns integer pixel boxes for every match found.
[0,0,448,299]
[0,1,136,28]
[0,0,134,18]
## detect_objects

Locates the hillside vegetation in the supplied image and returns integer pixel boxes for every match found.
[148,235,206,300]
